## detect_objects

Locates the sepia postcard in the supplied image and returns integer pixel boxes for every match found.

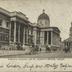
[0,0,72,71]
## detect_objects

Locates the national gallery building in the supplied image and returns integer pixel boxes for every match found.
[0,8,61,51]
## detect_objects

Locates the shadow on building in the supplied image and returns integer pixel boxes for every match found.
[0,7,62,54]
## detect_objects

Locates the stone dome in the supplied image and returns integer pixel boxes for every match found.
[38,9,50,21]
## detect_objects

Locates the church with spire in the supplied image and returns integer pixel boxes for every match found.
[0,7,61,51]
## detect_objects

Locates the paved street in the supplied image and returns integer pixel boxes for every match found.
[0,51,72,58]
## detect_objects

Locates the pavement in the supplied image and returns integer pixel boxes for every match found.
[0,50,72,58]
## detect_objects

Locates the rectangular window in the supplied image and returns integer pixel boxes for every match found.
[6,22,9,27]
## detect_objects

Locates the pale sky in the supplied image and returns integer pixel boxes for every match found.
[0,0,72,41]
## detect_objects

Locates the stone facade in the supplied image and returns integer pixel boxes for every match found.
[0,8,61,51]
[63,22,72,51]
[0,9,10,45]
[32,10,61,51]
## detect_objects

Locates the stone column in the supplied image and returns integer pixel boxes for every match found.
[23,27,25,45]
[9,22,11,43]
[18,24,20,43]
[33,28,37,45]
[51,31,53,45]
[14,21,16,43]
[27,29,29,45]
[40,31,44,46]
[26,29,28,45]
[47,31,49,45]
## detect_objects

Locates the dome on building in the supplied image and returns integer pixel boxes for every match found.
[38,9,50,21]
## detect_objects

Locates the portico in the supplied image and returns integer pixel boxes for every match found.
[0,8,61,51]
[9,12,33,47]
